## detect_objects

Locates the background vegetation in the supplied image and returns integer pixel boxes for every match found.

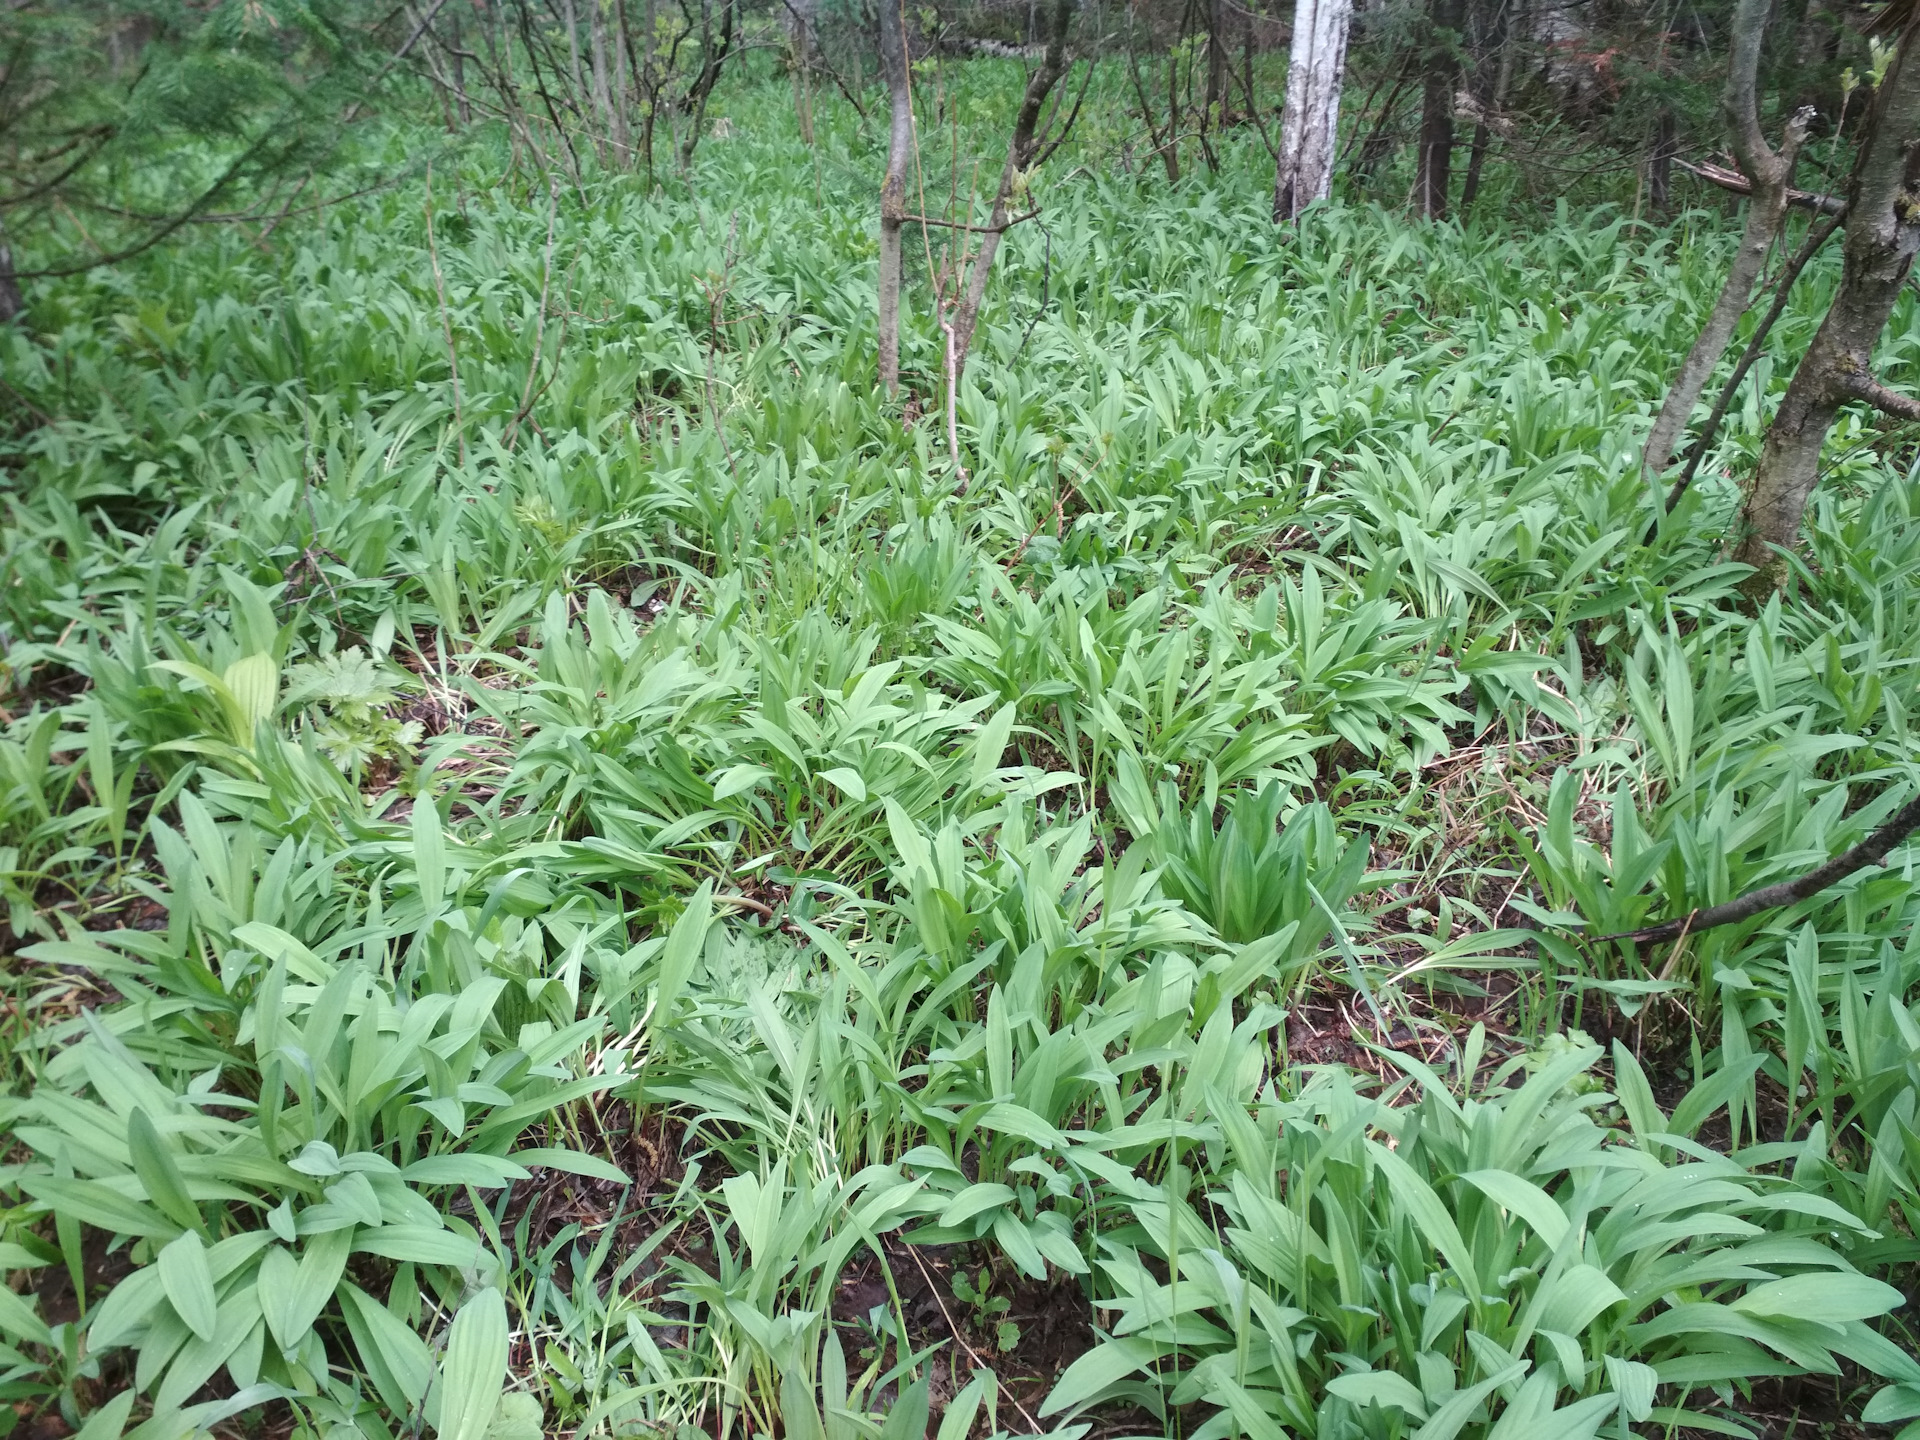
[0,2,1917,1439]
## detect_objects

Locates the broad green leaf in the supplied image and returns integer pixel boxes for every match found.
[259,1228,352,1352]
[1041,1337,1163,1415]
[402,1155,533,1187]
[653,880,713,1030]
[0,1285,51,1349]
[127,1108,203,1237]
[354,1225,482,1266]
[507,1148,631,1183]
[1459,1170,1569,1249]
[72,1391,136,1440]
[340,1280,434,1412]
[1731,1273,1903,1325]
[437,1288,508,1440]
[1329,1369,1429,1419]
[939,1182,1014,1228]
[817,766,866,801]
[157,1232,218,1343]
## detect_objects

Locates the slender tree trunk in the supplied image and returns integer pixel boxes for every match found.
[1274,0,1354,221]
[679,0,736,170]
[950,0,1076,377]
[877,0,913,393]
[1642,0,1814,478]
[1645,107,1674,212]
[1207,0,1227,114]
[788,0,818,143]
[562,0,588,106]
[1734,33,1920,589]
[450,9,472,124]
[1415,0,1464,218]
[1458,0,1513,216]
[589,0,613,162]
[607,0,631,163]
[0,226,22,325]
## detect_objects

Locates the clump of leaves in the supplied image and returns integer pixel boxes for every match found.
[285,647,423,774]
[952,1265,1020,1353]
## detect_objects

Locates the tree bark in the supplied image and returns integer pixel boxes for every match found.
[450,8,472,124]
[1207,0,1227,115]
[949,0,1076,379]
[1415,0,1465,218]
[1734,33,1920,589]
[1273,0,1354,221]
[562,0,588,108]
[877,0,913,394]
[589,0,614,162]
[1458,0,1514,218]
[678,0,736,171]
[1648,107,1675,213]
[1641,0,1814,480]
[787,0,818,143]
[0,228,22,325]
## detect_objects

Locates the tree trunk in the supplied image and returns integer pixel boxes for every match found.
[1734,33,1920,589]
[0,227,22,325]
[607,0,631,163]
[949,0,1076,378]
[1648,107,1675,213]
[788,0,818,143]
[589,0,613,162]
[877,0,913,394]
[1207,0,1227,114]
[1458,0,1513,216]
[562,0,588,107]
[1642,0,1814,479]
[450,9,472,124]
[1414,0,1464,218]
[1273,0,1354,221]
[678,0,735,170]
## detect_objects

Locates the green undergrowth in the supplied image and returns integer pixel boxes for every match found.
[0,61,1918,1440]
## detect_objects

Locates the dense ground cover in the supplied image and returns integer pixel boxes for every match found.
[2,63,1920,1440]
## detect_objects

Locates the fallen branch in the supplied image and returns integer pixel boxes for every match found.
[1675,156,1844,215]
[1596,791,1920,946]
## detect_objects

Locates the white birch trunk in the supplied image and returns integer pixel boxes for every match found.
[1273,0,1353,222]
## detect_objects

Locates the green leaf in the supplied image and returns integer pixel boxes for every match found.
[354,1225,483,1266]
[653,880,714,1031]
[259,1228,352,1352]
[507,1148,631,1184]
[436,1288,508,1440]
[1041,1337,1163,1416]
[939,1182,1015,1228]
[1459,1169,1569,1249]
[413,798,446,914]
[157,1232,217,1343]
[0,1284,51,1349]
[817,766,867,802]
[127,1107,203,1237]
[1368,1140,1482,1299]
[402,1155,533,1188]
[1731,1273,1903,1325]
[21,1173,174,1239]
[1865,1384,1920,1425]
[1329,1369,1429,1419]
[223,654,280,742]
[340,1280,434,1412]
[711,764,773,801]
[72,1391,136,1440]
